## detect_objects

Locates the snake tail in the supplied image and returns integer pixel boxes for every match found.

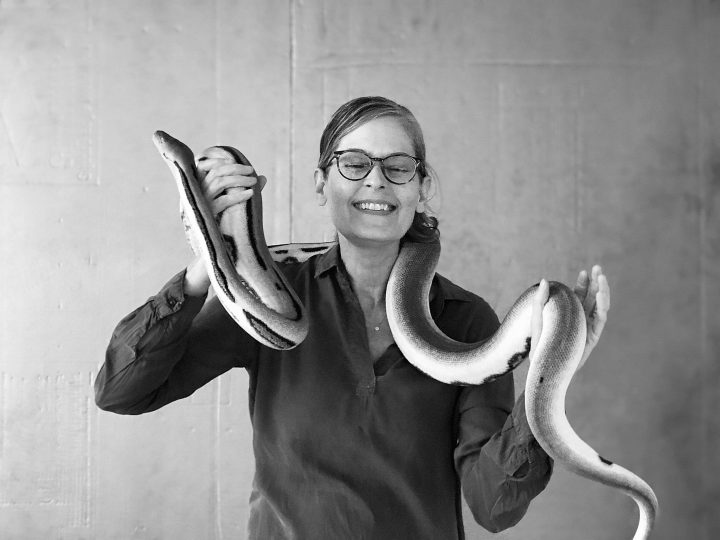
[525,297,659,540]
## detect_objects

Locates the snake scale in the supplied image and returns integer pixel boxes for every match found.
[153,130,658,539]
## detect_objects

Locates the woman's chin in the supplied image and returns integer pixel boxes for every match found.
[338,230,405,249]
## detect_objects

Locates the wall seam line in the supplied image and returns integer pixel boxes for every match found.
[289,0,296,242]
[213,1,222,538]
[695,1,709,538]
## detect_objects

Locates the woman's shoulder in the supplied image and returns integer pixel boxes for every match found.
[270,243,339,287]
[432,273,500,341]
[270,242,334,266]
[433,273,496,314]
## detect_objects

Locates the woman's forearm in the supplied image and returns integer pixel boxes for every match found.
[95,270,207,414]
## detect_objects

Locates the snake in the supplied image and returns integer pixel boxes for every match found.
[152,130,658,539]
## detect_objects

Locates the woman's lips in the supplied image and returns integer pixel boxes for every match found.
[352,200,397,214]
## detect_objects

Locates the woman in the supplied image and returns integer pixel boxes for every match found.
[96,96,609,539]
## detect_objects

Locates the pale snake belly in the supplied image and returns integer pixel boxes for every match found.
[152,130,658,539]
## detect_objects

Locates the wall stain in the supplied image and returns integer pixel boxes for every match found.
[706,145,720,217]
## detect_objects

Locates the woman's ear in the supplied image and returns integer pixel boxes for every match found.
[416,174,433,213]
[314,168,327,206]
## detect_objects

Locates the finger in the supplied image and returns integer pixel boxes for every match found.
[578,271,610,371]
[205,175,259,200]
[195,146,242,184]
[585,274,609,356]
[211,188,254,214]
[203,164,256,191]
[573,269,589,301]
[196,157,234,173]
[595,273,610,318]
[194,156,234,185]
[583,264,601,314]
[203,162,255,181]
[195,146,235,164]
[601,272,610,311]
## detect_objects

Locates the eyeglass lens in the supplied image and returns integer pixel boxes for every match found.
[336,151,417,184]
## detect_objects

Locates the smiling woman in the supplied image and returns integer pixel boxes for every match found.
[315,115,431,249]
[94,96,612,539]
[316,97,439,245]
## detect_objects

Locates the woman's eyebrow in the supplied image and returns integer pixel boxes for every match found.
[336,148,413,157]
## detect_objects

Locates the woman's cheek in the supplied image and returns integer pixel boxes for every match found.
[401,191,422,222]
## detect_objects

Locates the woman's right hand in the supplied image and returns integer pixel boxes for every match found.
[195,147,267,216]
[182,147,267,297]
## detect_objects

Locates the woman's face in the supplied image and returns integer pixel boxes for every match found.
[314,116,430,248]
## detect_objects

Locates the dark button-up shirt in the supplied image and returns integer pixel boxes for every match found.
[95,245,552,539]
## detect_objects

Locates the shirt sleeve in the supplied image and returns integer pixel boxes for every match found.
[95,269,260,414]
[452,299,554,533]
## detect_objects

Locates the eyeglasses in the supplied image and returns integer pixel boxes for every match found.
[331,149,422,185]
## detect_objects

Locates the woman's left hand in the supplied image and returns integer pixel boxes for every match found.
[574,265,611,370]
[529,265,610,371]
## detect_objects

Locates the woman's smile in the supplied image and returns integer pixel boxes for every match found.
[352,199,398,215]
[315,116,430,246]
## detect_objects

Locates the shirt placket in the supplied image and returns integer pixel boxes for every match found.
[334,266,377,397]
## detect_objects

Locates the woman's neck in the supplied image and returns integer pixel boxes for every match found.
[337,235,399,305]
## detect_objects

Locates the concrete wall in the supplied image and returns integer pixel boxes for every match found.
[0,1,717,538]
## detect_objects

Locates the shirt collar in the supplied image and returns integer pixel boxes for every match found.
[431,272,474,305]
[314,243,342,278]
[313,243,473,306]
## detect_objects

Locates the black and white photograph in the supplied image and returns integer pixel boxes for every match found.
[0,1,717,539]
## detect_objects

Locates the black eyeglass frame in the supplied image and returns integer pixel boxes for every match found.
[330,149,423,185]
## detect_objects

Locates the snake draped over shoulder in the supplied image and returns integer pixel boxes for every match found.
[152,130,659,540]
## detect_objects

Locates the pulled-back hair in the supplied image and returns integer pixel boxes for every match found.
[317,96,439,243]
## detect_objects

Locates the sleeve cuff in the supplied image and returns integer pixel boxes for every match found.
[510,391,535,445]
[488,391,547,477]
[509,391,554,478]
[151,269,207,319]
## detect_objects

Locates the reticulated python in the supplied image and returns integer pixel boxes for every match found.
[153,130,658,539]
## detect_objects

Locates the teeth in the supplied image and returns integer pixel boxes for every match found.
[357,202,392,211]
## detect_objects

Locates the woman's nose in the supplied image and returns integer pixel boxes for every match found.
[363,163,386,189]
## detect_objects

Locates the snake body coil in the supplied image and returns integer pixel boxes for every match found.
[153,131,658,539]
[153,131,311,349]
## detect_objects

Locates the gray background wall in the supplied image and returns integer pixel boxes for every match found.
[0,1,718,539]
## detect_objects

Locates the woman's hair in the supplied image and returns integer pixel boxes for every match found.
[317,96,439,243]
